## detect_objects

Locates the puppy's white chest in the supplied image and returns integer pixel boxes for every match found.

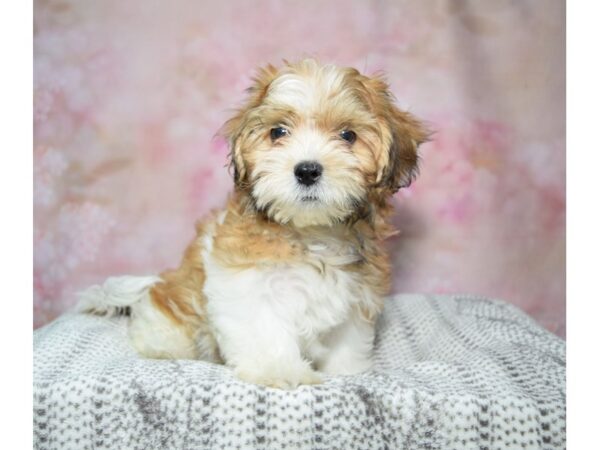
[203,238,367,338]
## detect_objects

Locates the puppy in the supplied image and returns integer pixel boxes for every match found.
[78,59,428,389]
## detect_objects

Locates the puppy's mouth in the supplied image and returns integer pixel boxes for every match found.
[301,195,319,203]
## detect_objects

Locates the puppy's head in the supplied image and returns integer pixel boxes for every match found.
[223,59,428,227]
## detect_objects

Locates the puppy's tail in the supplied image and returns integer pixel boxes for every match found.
[76,275,162,317]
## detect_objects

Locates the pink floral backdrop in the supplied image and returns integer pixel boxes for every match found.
[33,0,565,336]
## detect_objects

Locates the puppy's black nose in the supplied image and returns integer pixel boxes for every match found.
[294,161,323,186]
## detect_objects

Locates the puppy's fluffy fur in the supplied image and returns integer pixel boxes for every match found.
[78,59,428,389]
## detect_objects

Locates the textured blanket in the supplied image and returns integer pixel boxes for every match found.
[33,294,565,450]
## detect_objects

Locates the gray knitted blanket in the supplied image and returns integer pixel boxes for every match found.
[33,294,565,450]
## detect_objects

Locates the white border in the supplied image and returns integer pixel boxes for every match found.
[0,0,33,446]
[567,0,600,447]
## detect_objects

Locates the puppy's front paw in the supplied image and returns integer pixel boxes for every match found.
[234,362,322,389]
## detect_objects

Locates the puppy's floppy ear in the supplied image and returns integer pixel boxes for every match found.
[363,76,430,193]
[220,64,279,188]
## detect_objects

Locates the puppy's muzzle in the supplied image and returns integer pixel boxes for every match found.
[294,161,323,186]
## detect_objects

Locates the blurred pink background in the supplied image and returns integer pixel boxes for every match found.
[33,0,565,336]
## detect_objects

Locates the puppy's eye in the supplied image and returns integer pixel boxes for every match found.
[340,130,357,144]
[270,127,289,141]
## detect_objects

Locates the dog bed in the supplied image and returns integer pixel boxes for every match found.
[33,294,565,449]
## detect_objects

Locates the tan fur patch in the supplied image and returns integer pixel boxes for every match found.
[148,218,221,361]
[212,199,305,269]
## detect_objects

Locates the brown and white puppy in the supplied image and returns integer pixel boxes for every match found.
[78,59,428,389]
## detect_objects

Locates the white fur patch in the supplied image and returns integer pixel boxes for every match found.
[76,275,161,315]
[266,62,346,113]
[267,74,315,111]
[200,225,377,387]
